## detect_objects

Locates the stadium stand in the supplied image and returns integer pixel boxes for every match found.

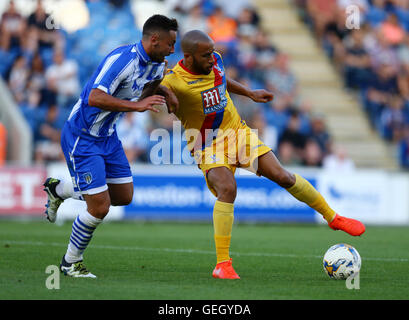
[290,0,409,169]
[2,0,398,169]
[253,0,399,169]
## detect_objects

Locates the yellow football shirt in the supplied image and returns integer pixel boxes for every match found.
[161,52,242,151]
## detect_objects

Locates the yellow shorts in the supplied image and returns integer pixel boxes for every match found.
[193,122,271,197]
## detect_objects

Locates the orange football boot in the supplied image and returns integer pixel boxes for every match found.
[329,214,366,236]
[212,258,240,279]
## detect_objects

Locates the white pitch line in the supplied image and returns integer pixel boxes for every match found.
[3,240,408,262]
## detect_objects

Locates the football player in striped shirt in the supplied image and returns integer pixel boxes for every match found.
[43,15,179,278]
[161,30,365,279]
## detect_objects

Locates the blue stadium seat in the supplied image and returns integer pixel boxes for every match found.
[365,5,388,27]
[0,49,18,77]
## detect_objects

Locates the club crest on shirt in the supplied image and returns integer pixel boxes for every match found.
[213,63,225,78]
[201,85,227,114]
[83,172,93,184]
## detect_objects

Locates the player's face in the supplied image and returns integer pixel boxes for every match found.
[192,41,215,75]
[151,30,177,62]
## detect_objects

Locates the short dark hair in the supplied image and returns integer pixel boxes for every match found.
[142,14,178,37]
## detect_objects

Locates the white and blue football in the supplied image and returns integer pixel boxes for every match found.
[323,243,361,279]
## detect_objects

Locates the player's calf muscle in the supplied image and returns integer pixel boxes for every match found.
[271,170,295,188]
[257,153,295,188]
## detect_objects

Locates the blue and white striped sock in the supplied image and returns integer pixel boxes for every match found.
[64,210,102,263]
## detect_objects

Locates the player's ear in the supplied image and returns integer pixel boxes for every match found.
[184,52,192,63]
[151,32,160,46]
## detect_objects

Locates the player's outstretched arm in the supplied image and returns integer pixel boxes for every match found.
[88,88,165,113]
[226,77,274,103]
[157,85,179,114]
[140,82,178,114]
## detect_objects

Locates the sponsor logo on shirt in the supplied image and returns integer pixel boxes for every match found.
[201,85,227,114]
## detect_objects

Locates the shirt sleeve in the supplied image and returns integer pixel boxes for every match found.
[160,70,175,91]
[92,52,134,95]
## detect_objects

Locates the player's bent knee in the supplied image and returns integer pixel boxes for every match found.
[88,203,110,219]
[216,180,237,202]
[84,193,111,219]
[111,195,133,206]
[108,183,134,206]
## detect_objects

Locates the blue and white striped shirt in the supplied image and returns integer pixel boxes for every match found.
[67,41,165,138]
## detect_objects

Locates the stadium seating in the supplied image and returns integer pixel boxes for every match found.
[0,0,362,169]
[292,0,409,169]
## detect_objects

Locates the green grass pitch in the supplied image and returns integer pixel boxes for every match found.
[1,219,408,300]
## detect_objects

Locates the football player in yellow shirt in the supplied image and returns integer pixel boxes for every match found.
[161,30,365,279]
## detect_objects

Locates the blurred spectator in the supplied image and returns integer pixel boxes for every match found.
[212,0,251,19]
[278,109,308,164]
[34,105,64,163]
[364,63,398,127]
[302,139,323,167]
[165,0,202,16]
[379,95,408,141]
[45,50,80,110]
[341,29,372,89]
[398,124,409,168]
[0,0,26,51]
[19,89,47,134]
[231,78,259,123]
[236,30,257,75]
[336,0,369,12]
[306,0,338,41]
[322,8,351,64]
[8,55,29,104]
[116,112,150,163]
[393,0,409,32]
[27,0,63,52]
[397,33,409,66]
[323,144,356,172]
[366,28,399,71]
[365,0,387,28]
[379,13,406,46]
[251,29,277,83]
[206,6,238,66]
[236,6,259,37]
[207,6,237,45]
[28,53,46,94]
[180,4,208,36]
[397,60,409,102]
[264,102,291,141]
[309,114,331,155]
[266,53,299,110]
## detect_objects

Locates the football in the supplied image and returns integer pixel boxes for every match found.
[323,244,361,279]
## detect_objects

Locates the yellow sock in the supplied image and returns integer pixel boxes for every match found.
[213,200,234,264]
[286,173,336,223]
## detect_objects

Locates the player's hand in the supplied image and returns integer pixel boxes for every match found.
[133,95,166,113]
[250,89,274,103]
